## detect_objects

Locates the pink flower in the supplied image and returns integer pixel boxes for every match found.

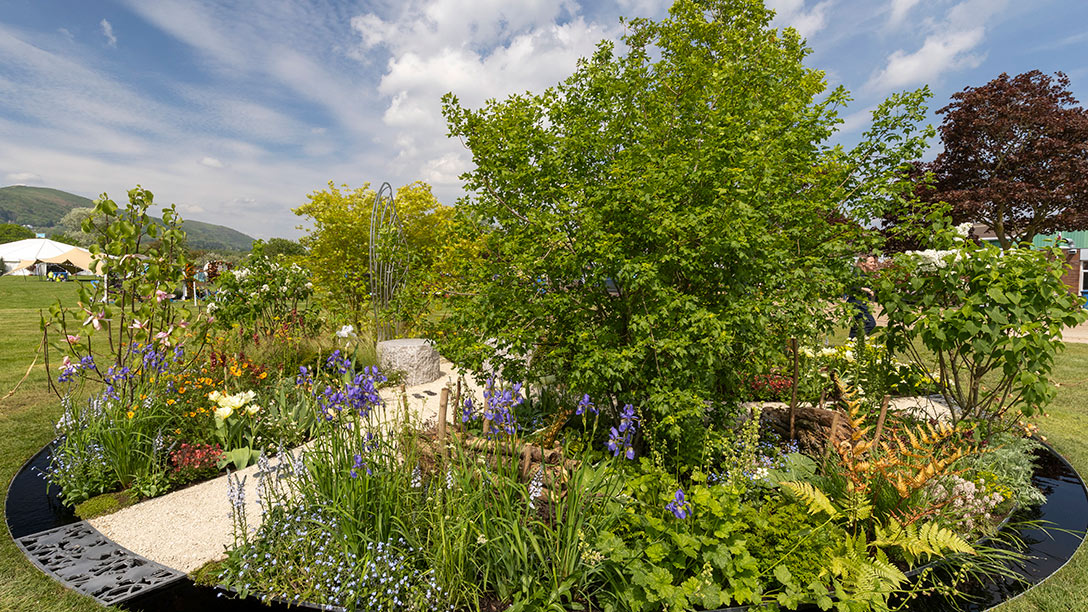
[82,311,105,331]
[61,355,72,368]
[130,319,148,331]
[177,320,190,329]
[154,327,174,344]
[155,289,170,303]
[66,335,81,344]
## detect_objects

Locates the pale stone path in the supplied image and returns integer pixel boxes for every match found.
[88,359,486,574]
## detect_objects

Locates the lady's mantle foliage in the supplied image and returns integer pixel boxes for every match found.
[437,0,933,462]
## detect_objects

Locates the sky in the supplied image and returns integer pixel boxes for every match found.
[1,0,1087,240]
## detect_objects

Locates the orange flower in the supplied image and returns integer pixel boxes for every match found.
[167,399,176,405]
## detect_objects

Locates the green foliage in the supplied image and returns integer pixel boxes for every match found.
[58,207,96,246]
[209,241,316,337]
[293,181,454,331]
[963,433,1046,508]
[0,222,34,244]
[262,237,307,257]
[221,375,625,611]
[45,186,203,398]
[876,234,1088,434]
[436,0,932,463]
[73,490,136,520]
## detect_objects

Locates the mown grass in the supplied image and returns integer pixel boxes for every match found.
[0,275,1085,611]
[0,276,104,612]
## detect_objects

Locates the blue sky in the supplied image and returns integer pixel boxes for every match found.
[1,0,1086,240]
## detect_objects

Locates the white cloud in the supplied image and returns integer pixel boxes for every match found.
[5,171,41,183]
[348,1,613,202]
[200,156,223,168]
[868,28,984,91]
[100,19,117,48]
[866,0,1007,92]
[887,0,920,27]
[765,0,834,39]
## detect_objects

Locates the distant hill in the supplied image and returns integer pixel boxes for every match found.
[0,185,253,252]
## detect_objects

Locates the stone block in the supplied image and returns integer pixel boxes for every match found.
[377,338,441,386]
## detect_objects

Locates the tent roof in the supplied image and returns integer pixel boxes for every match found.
[41,248,98,272]
[0,238,82,262]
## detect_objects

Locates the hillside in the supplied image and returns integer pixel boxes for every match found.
[0,186,253,251]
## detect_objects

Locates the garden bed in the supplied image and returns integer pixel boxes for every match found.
[9,440,1084,612]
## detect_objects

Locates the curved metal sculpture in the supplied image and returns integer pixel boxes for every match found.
[369,182,408,342]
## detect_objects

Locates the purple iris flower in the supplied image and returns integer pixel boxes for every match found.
[665,488,691,519]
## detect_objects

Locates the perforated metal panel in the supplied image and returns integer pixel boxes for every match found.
[16,521,185,605]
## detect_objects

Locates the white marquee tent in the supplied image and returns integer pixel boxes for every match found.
[0,238,96,276]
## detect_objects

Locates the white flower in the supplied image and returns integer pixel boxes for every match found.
[955,222,973,237]
[336,324,356,339]
[206,302,218,313]
[214,404,233,419]
[245,403,261,415]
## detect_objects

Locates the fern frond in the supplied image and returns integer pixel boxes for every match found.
[781,481,839,517]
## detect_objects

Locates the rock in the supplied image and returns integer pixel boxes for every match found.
[377,338,441,386]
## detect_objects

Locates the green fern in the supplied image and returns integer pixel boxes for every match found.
[872,519,975,564]
[780,481,839,518]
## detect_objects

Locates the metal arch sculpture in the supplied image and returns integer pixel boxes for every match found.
[369,182,408,342]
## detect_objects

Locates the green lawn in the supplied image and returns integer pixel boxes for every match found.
[0,276,103,612]
[0,274,1085,611]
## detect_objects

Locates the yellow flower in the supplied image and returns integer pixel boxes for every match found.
[167,399,176,405]
[126,410,135,419]
[258,372,268,380]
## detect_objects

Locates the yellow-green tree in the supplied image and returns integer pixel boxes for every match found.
[294,182,375,325]
[294,181,457,329]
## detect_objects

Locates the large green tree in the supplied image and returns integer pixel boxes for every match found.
[294,181,452,327]
[0,222,34,244]
[436,0,931,461]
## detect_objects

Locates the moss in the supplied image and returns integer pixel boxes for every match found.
[190,558,228,587]
[73,490,136,520]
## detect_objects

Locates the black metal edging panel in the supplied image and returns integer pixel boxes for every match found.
[15,521,186,606]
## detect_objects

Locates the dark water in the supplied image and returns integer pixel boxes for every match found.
[7,443,1088,611]
[904,445,1088,611]
[5,441,77,539]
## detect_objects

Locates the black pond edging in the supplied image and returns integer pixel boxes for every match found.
[5,441,302,611]
[6,441,1088,612]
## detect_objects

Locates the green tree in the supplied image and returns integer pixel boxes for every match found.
[58,207,97,246]
[0,222,33,244]
[294,182,375,325]
[263,237,307,257]
[436,0,932,463]
[294,181,453,328]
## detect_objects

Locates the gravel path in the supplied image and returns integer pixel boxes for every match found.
[88,359,484,573]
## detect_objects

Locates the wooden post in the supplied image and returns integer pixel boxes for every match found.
[400,384,409,424]
[873,395,890,448]
[437,386,449,459]
[788,337,799,441]
[455,379,463,434]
